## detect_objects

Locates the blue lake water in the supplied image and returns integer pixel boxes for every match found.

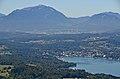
[61,57,120,77]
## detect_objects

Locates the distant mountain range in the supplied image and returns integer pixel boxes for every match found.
[0,5,120,33]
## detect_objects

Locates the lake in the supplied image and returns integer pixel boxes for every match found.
[61,56,120,77]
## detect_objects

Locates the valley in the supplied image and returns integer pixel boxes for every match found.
[0,32,120,79]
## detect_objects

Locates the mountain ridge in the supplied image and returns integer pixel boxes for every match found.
[0,5,120,33]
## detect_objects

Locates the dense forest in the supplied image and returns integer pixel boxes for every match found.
[0,32,120,79]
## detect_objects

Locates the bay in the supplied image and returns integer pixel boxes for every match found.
[61,56,120,77]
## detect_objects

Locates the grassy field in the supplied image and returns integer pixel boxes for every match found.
[0,65,13,70]
[0,65,13,78]
[27,64,37,67]
[0,72,9,77]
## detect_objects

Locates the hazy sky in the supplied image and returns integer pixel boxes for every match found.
[0,0,119,17]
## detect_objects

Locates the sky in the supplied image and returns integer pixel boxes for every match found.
[0,0,120,17]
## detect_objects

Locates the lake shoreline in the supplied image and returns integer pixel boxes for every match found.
[59,56,120,77]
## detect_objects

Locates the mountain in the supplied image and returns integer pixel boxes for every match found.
[69,16,90,24]
[0,5,120,33]
[0,5,68,32]
[0,13,5,17]
[7,5,67,21]
[87,12,120,25]
[74,12,120,32]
